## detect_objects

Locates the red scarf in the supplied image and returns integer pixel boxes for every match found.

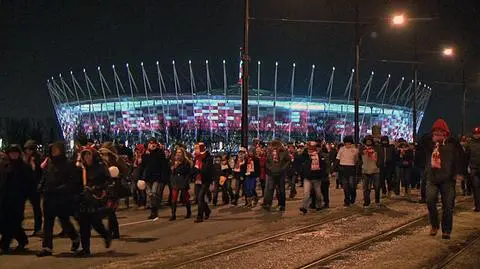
[194,154,205,184]
[431,142,441,169]
[310,152,320,171]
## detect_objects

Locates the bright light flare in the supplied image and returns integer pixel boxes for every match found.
[442,47,454,57]
[392,14,406,25]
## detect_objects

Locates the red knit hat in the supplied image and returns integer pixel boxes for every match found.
[473,127,480,135]
[431,119,450,136]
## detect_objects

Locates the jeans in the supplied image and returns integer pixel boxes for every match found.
[419,168,427,200]
[426,180,455,234]
[197,184,211,219]
[340,165,357,205]
[363,173,380,205]
[79,212,110,252]
[146,181,162,210]
[244,176,258,198]
[471,169,480,210]
[302,179,322,209]
[264,174,286,208]
[232,176,245,205]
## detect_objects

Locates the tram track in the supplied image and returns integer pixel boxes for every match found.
[166,199,408,269]
[295,198,472,269]
[430,232,480,269]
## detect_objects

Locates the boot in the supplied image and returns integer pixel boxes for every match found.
[252,196,258,207]
[148,208,158,220]
[169,203,177,221]
[246,197,252,207]
[185,203,192,219]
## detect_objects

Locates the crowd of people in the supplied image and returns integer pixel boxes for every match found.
[0,118,479,257]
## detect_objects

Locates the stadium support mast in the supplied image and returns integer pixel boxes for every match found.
[241,0,250,148]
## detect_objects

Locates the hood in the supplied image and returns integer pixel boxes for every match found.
[431,118,450,136]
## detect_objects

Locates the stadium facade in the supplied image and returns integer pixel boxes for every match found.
[47,60,431,145]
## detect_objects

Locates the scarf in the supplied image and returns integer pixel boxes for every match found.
[246,158,255,175]
[431,142,441,169]
[310,152,320,171]
[194,154,205,184]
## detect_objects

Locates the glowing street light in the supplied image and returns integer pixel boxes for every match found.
[392,14,406,26]
[442,47,454,57]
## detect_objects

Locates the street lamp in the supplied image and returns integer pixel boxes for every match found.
[354,8,408,144]
[442,47,454,57]
[392,14,406,26]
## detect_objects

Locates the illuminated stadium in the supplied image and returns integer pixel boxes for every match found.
[47,59,431,145]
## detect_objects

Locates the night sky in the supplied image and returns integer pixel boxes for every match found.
[1,0,479,135]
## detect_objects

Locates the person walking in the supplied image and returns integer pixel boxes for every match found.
[76,147,112,256]
[336,136,359,207]
[192,142,214,223]
[425,119,464,239]
[467,127,480,212]
[23,140,43,236]
[37,142,81,257]
[264,140,291,211]
[169,147,192,220]
[360,136,381,207]
[299,141,328,214]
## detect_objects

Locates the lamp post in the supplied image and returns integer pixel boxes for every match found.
[354,8,407,144]
[241,0,250,148]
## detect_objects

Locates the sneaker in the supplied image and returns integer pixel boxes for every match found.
[148,213,158,220]
[429,227,438,236]
[299,208,307,214]
[36,249,52,257]
[442,233,451,240]
[474,208,480,212]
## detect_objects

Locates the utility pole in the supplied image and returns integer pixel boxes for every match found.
[241,0,250,148]
[354,2,360,144]
[411,0,418,142]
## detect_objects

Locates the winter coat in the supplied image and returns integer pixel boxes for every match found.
[396,147,414,168]
[140,149,168,183]
[377,144,396,168]
[1,159,32,223]
[232,157,248,180]
[424,137,463,183]
[301,152,328,180]
[361,146,380,174]
[170,162,191,189]
[467,137,480,170]
[40,156,82,215]
[192,152,214,186]
[266,150,291,177]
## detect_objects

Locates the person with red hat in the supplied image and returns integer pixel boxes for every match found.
[425,119,464,239]
[467,127,480,212]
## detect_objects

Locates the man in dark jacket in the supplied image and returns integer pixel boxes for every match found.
[264,140,291,211]
[467,127,480,212]
[425,119,464,239]
[37,142,81,257]
[23,140,44,236]
[140,138,168,220]
[1,145,31,254]
[377,136,395,197]
[193,142,214,223]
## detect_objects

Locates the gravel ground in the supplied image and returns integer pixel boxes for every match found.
[322,202,480,269]
[169,200,426,269]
